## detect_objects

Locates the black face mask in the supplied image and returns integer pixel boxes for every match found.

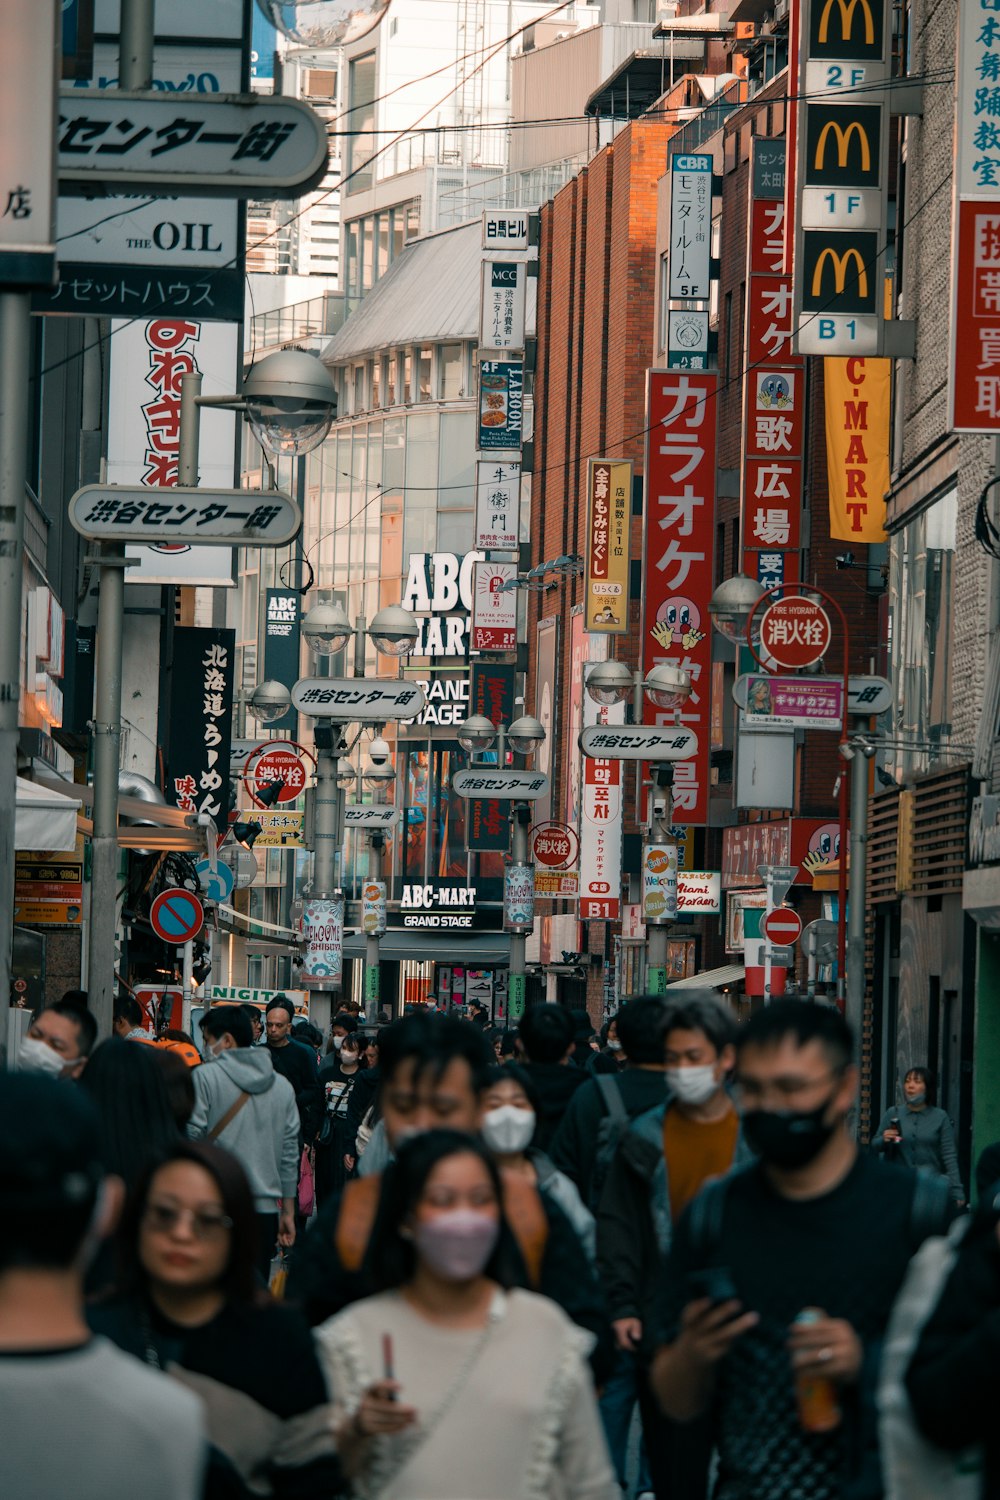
[742,1093,841,1170]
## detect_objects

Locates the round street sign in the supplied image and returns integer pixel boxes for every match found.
[194,859,235,905]
[246,741,311,806]
[762,906,803,947]
[530,821,580,870]
[759,596,832,670]
[150,888,205,945]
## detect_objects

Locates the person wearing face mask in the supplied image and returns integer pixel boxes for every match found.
[596,992,750,1500]
[650,1001,956,1500]
[314,1130,617,1500]
[189,1006,300,1276]
[17,996,96,1080]
[287,1014,613,1384]
[316,1023,364,1203]
[873,1066,965,1204]
[479,1064,595,1261]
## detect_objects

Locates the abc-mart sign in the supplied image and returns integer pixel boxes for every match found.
[402,551,484,658]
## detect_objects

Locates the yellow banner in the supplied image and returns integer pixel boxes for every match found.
[824,356,890,544]
[585,458,632,633]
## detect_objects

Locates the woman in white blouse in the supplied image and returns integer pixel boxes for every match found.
[314,1129,617,1500]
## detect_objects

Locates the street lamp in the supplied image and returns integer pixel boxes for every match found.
[358,754,396,1018]
[369,604,420,657]
[507,715,546,755]
[242,350,338,458]
[708,574,767,646]
[302,601,353,656]
[335,758,357,791]
[583,658,692,994]
[362,760,396,791]
[456,715,498,754]
[257,0,391,48]
[248,680,292,724]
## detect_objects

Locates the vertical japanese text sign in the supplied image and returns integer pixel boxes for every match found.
[743,139,804,590]
[166,626,236,823]
[579,677,624,921]
[642,372,718,825]
[0,0,59,285]
[669,155,713,299]
[585,459,632,633]
[951,0,1000,431]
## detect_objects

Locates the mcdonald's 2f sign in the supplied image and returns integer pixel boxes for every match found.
[800,231,880,315]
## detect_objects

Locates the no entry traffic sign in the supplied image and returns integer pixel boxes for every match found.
[759,596,832,670]
[762,906,803,947]
[151,888,205,946]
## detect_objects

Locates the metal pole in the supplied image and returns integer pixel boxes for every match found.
[87,0,158,1037]
[846,741,869,1043]
[645,792,670,995]
[181,939,194,1034]
[118,0,155,91]
[88,550,126,1038]
[509,815,529,1023]
[178,372,202,487]
[364,832,382,1022]
[0,293,32,1020]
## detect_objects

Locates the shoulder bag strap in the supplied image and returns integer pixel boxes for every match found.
[207,1089,251,1142]
[595,1073,628,1125]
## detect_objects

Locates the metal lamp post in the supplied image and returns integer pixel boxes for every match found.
[361,753,395,1019]
[583,659,692,994]
[297,601,419,1027]
[456,713,547,1022]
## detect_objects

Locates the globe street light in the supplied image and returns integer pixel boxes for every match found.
[257,0,391,48]
[507,715,546,756]
[643,662,693,711]
[303,600,353,656]
[335,758,357,791]
[362,760,396,791]
[708,574,767,645]
[368,604,420,657]
[249,680,292,724]
[584,660,635,706]
[456,715,497,755]
[242,349,338,458]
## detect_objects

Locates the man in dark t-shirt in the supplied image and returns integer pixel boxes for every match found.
[265,997,322,1144]
[650,1001,954,1500]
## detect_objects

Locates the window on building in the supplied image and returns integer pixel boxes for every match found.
[347,53,377,192]
[362,218,374,290]
[391,206,405,262]
[722,290,732,380]
[387,351,397,406]
[888,488,957,776]
[372,359,381,408]
[406,200,421,240]
[377,214,390,279]
[402,350,413,404]
[345,219,360,298]
[417,347,433,401]
[354,364,366,412]
[438,343,463,400]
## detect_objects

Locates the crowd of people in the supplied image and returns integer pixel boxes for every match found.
[2,986,999,1499]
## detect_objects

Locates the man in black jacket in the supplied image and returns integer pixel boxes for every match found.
[265,997,322,1145]
[287,1011,613,1380]
[551,995,672,1205]
[518,1003,587,1150]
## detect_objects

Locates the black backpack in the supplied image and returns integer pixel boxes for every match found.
[588,1074,630,1211]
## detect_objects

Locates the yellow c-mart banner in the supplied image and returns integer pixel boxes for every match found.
[824,356,890,544]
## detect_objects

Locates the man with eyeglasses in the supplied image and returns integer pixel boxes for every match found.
[650,1001,956,1500]
[0,1076,205,1498]
[189,1005,300,1275]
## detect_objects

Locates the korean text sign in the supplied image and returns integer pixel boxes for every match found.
[642,372,718,825]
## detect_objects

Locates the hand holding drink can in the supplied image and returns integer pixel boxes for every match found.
[792,1308,842,1433]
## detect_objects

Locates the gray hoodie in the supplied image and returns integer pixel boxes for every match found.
[188,1047,300,1212]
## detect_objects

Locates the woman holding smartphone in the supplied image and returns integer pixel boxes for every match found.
[873,1067,965,1204]
[314,1130,616,1500]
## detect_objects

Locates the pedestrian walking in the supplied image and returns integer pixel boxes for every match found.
[874,1067,965,1204]
[17,994,96,1079]
[265,998,323,1146]
[189,1005,300,1275]
[597,992,750,1500]
[0,1076,205,1500]
[479,1063,595,1260]
[316,1024,364,1202]
[651,1001,956,1500]
[80,1038,182,1193]
[112,992,153,1042]
[518,1004,588,1150]
[314,1129,617,1500]
[89,1140,342,1499]
[287,1012,612,1379]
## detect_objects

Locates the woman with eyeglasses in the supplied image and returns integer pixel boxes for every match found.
[88,1141,342,1499]
[314,1129,617,1500]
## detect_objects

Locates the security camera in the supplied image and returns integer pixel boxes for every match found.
[652,796,668,818]
[369,736,391,766]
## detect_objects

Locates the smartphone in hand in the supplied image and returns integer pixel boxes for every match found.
[686,1266,740,1309]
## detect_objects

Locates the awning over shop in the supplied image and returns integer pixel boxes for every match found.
[15,776,81,852]
[667,964,744,990]
[35,774,209,853]
[343,930,511,965]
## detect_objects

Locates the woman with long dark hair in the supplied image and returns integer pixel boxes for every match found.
[79,1037,181,1191]
[88,1141,341,1499]
[314,1129,616,1500]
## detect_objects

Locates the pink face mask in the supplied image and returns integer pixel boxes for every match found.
[413,1209,500,1281]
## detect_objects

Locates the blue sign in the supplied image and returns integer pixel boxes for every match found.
[195,859,235,905]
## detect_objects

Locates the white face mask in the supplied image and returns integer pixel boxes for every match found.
[341,1048,359,1065]
[607,1039,622,1052]
[332,1034,345,1050]
[201,1038,225,1064]
[666,1064,720,1108]
[480,1104,536,1154]
[18,1037,70,1078]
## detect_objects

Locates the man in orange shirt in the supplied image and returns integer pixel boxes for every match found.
[596,992,750,1500]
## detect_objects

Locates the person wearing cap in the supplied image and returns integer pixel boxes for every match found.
[0,1075,205,1499]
